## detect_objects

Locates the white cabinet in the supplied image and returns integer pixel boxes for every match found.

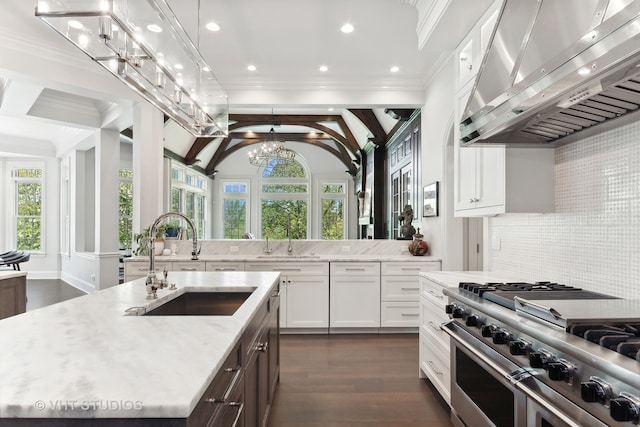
[172,261,206,272]
[380,261,441,328]
[330,262,381,329]
[454,84,555,217]
[205,261,245,271]
[124,260,173,282]
[419,275,451,405]
[245,261,329,330]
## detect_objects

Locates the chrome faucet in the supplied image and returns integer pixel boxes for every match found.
[146,212,199,292]
[263,235,273,255]
[287,213,293,254]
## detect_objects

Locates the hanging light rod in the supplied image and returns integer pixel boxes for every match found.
[35,0,228,137]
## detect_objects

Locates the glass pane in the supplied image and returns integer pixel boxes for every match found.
[17,217,41,250]
[224,199,246,239]
[119,217,132,248]
[224,183,247,193]
[171,188,182,212]
[17,183,42,215]
[171,167,181,180]
[186,174,194,186]
[261,199,307,239]
[119,182,133,216]
[197,195,205,238]
[322,184,344,194]
[186,192,195,218]
[263,159,306,178]
[119,169,133,178]
[262,184,307,193]
[321,199,344,240]
[15,168,42,178]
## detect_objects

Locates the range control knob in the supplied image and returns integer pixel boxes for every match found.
[581,377,611,404]
[492,329,511,345]
[610,393,640,423]
[548,360,575,382]
[465,314,480,327]
[509,339,530,356]
[481,324,496,338]
[445,304,456,314]
[529,349,553,369]
[452,307,466,319]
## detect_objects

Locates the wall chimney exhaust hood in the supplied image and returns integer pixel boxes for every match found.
[460,0,640,147]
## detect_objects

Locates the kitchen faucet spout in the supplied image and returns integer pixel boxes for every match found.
[146,212,199,291]
[287,214,293,254]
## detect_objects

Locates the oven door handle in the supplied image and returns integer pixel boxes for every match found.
[441,320,583,427]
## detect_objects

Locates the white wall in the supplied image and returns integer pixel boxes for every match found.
[419,56,464,270]
[487,115,640,299]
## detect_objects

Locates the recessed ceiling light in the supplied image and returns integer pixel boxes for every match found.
[202,66,210,72]
[390,66,400,73]
[147,24,162,33]
[319,65,328,72]
[341,23,354,33]
[247,64,257,71]
[578,67,591,76]
[175,64,184,70]
[328,108,334,112]
[68,20,83,29]
[206,22,220,32]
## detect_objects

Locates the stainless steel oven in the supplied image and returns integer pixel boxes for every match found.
[443,321,606,427]
[440,281,640,427]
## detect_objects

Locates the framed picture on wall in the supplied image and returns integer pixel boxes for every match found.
[423,182,439,217]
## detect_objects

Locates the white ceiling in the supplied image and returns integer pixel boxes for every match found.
[0,0,494,160]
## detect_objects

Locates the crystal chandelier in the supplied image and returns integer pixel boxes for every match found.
[248,127,296,169]
[35,0,228,137]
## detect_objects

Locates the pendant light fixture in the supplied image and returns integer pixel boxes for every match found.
[35,0,228,137]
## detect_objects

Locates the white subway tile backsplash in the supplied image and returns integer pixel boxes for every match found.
[488,118,640,299]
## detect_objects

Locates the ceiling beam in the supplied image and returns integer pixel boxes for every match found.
[348,109,387,144]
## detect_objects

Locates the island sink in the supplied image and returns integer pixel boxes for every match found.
[144,290,254,316]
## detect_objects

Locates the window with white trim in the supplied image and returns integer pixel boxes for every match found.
[222,181,249,239]
[171,163,207,238]
[319,181,347,240]
[11,163,44,251]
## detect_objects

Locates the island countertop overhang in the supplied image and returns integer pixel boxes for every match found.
[0,271,280,419]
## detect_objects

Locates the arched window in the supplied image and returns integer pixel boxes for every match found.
[260,157,309,239]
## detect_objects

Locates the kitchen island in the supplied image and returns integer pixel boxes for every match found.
[0,271,280,425]
[0,271,27,320]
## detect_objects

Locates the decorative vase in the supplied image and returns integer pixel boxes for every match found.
[408,228,428,256]
[154,238,164,256]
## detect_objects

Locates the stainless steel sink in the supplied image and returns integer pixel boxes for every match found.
[144,290,254,316]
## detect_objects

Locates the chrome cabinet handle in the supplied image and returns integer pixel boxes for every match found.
[205,366,241,405]
[427,360,443,375]
[257,342,268,352]
[180,267,197,271]
[428,290,444,299]
[468,197,480,203]
[345,268,366,271]
[401,287,419,291]
[401,313,419,317]
[428,321,441,331]
[230,402,244,427]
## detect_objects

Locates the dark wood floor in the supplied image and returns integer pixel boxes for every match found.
[26,279,86,311]
[268,334,452,427]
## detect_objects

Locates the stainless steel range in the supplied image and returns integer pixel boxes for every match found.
[441,281,640,427]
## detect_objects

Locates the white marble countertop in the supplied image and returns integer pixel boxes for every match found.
[127,254,442,263]
[0,271,280,419]
[0,270,27,280]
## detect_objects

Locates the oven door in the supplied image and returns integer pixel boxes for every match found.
[442,321,597,427]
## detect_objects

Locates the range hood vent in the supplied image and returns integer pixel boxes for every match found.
[460,0,640,147]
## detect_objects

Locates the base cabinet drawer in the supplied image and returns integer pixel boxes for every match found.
[420,332,450,404]
[381,302,420,327]
[173,261,206,272]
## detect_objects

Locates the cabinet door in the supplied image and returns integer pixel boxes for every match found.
[285,275,329,328]
[475,144,505,210]
[330,275,380,328]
